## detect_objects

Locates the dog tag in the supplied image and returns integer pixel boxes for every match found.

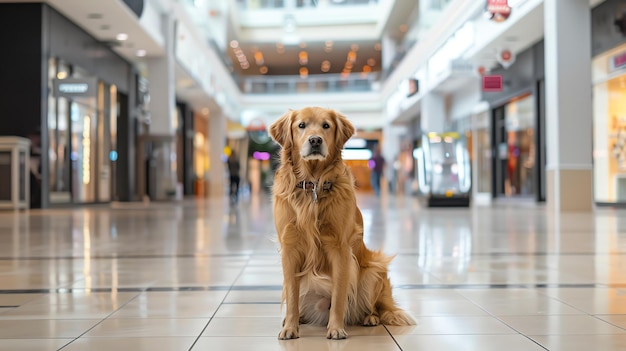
[312,183,318,202]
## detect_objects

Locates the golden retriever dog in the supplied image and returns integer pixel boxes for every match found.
[269,107,415,340]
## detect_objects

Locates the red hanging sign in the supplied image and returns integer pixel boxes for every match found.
[482,75,503,92]
[487,0,511,22]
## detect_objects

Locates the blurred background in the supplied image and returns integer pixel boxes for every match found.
[0,0,618,211]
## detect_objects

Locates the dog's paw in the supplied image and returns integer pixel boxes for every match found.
[326,328,348,340]
[362,314,380,326]
[278,326,299,340]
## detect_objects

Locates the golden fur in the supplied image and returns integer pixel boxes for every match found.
[269,107,415,340]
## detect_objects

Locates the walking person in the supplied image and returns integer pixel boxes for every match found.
[369,147,385,197]
[227,150,241,204]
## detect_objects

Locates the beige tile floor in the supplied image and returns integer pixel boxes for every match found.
[0,193,626,350]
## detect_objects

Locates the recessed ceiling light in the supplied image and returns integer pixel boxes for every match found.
[56,71,68,79]
[116,33,128,41]
[230,40,239,48]
[260,66,268,74]
[321,60,331,72]
[299,67,309,79]
[136,49,147,57]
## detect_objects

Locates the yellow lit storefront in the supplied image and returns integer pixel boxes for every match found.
[593,43,626,204]
[193,113,209,196]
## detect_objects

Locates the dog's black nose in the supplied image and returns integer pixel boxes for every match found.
[309,136,323,147]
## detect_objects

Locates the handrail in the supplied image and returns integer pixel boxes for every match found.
[238,72,380,94]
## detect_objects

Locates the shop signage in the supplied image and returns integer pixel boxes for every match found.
[53,77,98,98]
[487,0,511,22]
[482,75,503,92]
[610,51,626,72]
[402,78,419,97]
[496,48,516,68]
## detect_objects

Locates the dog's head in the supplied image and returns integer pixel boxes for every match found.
[269,107,355,162]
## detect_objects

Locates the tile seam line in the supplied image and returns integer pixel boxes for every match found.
[456,288,549,351]
[55,291,143,351]
[383,324,405,351]
[187,234,262,351]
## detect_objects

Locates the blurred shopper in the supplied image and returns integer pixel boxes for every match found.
[228,150,241,204]
[369,148,385,197]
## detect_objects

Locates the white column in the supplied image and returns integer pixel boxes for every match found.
[145,12,177,200]
[208,110,227,198]
[147,12,176,136]
[544,0,593,211]
[420,92,446,133]
[381,34,396,72]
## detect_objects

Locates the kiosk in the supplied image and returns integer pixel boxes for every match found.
[415,132,471,207]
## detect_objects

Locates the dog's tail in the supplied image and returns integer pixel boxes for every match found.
[380,309,417,326]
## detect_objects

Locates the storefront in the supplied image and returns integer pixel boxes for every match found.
[591,0,626,205]
[47,63,120,204]
[481,40,546,202]
[0,3,139,207]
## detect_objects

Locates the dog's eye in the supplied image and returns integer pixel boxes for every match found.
[323,123,330,129]
[298,122,305,129]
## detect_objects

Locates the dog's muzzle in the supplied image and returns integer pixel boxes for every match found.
[309,136,322,152]
[302,135,327,159]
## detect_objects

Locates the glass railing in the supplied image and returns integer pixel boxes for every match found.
[236,0,378,10]
[238,72,380,94]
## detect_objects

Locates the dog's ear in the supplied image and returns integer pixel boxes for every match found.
[334,111,355,147]
[269,110,293,148]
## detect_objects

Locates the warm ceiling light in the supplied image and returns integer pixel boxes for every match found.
[350,44,359,51]
[230,40,239,48]
[362,65,372,73]
[241,62,250,69]
[116,33,128,41]
[276,43,285,54]
[254,51,264,65]
[367,58,376,66]
[260,66,268,74]
[347,51,357,63]
[374,43,382,51]
[299,51,308,65]
[56,71,68,79]
[321,60,331,72]
[299,67,309,78]
[344,61,353,70]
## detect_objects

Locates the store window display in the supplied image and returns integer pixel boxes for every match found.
[593,43,626,204]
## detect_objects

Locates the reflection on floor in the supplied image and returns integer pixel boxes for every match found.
[1,193,626,350]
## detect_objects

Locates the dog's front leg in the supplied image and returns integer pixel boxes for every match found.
[278,226,302,339]
[325,245,351,339]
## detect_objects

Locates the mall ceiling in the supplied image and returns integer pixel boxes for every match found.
[225,40,383,76]
[225,1,420,77]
